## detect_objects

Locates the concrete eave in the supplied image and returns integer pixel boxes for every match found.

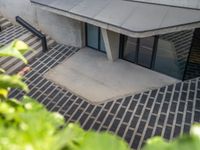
[32,2,200,38]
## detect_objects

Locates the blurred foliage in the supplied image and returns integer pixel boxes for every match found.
[0,40,130,150]
[142,123,200,150]
[0,96,130,150]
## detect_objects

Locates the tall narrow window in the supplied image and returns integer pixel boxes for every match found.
[123,37,138,63]
[138,37,154,68]
[86,24,99,49]
[86,23,106,53]
[100,31,106,52]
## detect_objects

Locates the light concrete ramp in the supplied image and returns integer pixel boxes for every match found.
[45,47,179,104]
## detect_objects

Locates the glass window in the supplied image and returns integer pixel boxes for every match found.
[100,31,106,52]
[123,37,137,62]
[86,24,99,49]
[138,37,154,68]
[154,30,194,80]
[154,38,182,79]
[86,24,106,53]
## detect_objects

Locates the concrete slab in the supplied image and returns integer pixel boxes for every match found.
[44,47,179,104]
[70,0,110,18]
[160,7,200,28]
[122,3,168,32]
[50,0,83,11]
[95,0,138,26]
[31,0,200,37]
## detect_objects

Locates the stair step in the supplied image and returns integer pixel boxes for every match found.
[0,15,57,74]
[0,18,7,24]
[6,39,55,74]
[1,21,12,30]
[0,32,35,65]
[0,16,13,31]
[1,36,41,70]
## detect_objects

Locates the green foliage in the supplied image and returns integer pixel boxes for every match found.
[0,40,30,100]
[0,97,130,150]
[0,40,130,150]
[0,74,29,93]
[74,131,130,150]
[0,39,31,64]
[142,124,200,150]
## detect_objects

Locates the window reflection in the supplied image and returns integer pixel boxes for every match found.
[123,37,137,62]
[86,24,98,49]
[139,37,154,68]
[86,24,106,53]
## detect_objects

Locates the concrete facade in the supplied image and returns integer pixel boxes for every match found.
[134,0,200,9]
[101,28,120,61]
[0,0,84,47]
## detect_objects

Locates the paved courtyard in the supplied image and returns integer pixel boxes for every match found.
[44,47,178,104]
[9,43,200,150]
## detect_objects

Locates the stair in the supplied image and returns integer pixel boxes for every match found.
[0,15,12,31]
[0,16,56,74]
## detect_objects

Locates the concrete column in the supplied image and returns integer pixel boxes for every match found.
[101,28,120,61]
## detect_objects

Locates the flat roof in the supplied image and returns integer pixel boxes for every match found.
[129,0,200,10]
[31,0,200,37]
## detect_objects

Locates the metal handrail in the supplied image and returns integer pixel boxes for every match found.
[16,16,48,52]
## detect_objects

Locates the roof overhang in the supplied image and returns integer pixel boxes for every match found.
[30,0,200,38]
[128,0,200,10]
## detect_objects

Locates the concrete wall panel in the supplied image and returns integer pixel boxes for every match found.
[0,0,84,47]
[36,9,83,47]
[0,0,37,25]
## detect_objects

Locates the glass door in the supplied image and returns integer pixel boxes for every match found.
[86,23,106,53]
[86,24,99,49]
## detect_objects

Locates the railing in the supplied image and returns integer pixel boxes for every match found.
[16,16,48,52]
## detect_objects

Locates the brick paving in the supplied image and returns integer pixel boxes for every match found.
[8,43,200,150]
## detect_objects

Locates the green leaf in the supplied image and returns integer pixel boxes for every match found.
[0,40,31,64]
[190,123,200,138]
[13,39,31,55]
[0,88,8,99]
[171,135,200,150]
[0,74,29,92]
[0,68,5,73]
[54,123,86,150]
[142,137,170,150]
[74,131,130,150]
[0,97,131,150]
